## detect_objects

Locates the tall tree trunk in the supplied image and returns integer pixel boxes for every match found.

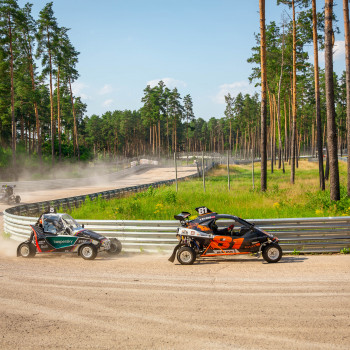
[8,14,16,167]
[291,0,297,184]
[260,0,267,191]
[325,0,340,200]
[47,29,55,166]
[229,120,232,153]
[343,0,350,196]
[166,116,169,156]
[69,77,79,160]
[20,114,24,142]
[284,98,288,163]
[175,120,177,153]
[158,119,161,158]
[312,0,325,191]
[277,30,285,171]
[268,90,274,173]
[23,29,42,161]
[57,68,62,161]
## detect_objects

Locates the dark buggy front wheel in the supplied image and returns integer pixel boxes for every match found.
[79,244,97,260]
[177,247,196,265]
[262,243,282,263]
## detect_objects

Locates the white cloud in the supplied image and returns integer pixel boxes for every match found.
[71,81,90,100]
[146,77,187,89]
[213,80,257,105]
[333,40,345,61]
[312,41,345,64]
[102,99,113,107]
[99,84,113,95]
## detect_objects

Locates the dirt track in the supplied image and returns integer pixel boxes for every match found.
[1,166,350,349]
[0,252,349,350]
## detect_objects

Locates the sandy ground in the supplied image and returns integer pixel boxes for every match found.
[1,166,350,349]
[0,252,349,350]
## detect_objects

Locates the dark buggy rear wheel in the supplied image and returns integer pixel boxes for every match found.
[18,243,36,258]
[106,238,122,255]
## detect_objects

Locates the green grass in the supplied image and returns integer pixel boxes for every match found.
[1,232,11,240]
[67,160,350,220]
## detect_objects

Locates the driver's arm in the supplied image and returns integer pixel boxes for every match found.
[217,225,234,235]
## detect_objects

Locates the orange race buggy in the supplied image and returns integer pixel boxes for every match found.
[169,206,282,265]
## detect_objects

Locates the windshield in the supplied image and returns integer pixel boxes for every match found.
[43,214,64,234]
[62,214,82,229]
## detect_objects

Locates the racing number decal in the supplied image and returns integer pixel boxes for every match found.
[211,236,231,249]
[211,236,244,250]
[197,207,208,215]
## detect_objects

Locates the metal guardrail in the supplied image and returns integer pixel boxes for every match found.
[3,161,350,254]
[4,212,350,253]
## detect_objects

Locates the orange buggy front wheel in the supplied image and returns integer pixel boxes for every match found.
[262,243,282,263]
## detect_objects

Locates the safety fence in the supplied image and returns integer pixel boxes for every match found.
[4,211,350,254]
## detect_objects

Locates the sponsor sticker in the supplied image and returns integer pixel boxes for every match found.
[212,249,239,254]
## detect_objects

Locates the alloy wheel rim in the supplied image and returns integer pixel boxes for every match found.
[109,244,117,252]
[180,250,192,263]
[267,247,279,260]
[20,245,30,257]
[82,246,93,258]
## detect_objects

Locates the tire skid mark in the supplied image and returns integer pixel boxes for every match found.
[0,296,130,333]
[29,293,348,350]
[0,296,252,350]
[3,277,350,298]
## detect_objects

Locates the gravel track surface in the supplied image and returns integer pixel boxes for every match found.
[1,166,350,349]
[0,253,349,350]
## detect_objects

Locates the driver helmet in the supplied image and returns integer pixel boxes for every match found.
[44,216,63,234]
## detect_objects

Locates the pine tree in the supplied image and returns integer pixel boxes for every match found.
[17,3,42,160]
[183,94,194,153]
[0,0,19,167]
[260,0,267,191]
[36,2,59,165]
[324,0,340,200]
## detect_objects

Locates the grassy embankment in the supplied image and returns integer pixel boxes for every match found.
[67,159,350,220]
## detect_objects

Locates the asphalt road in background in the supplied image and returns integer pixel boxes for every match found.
[0,165,197,230]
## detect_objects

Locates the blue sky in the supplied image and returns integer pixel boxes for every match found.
[18,0,347,120]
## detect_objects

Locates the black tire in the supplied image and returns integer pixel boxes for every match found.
[18,243,36,258]
[262,243,282,263]
[79,244,97,260]
[177,247,196,265]
[106,239,122,255]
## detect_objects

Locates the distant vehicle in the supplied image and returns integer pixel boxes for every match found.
[169,206,282,265]
[0,185,21,204]
[17,210,122,260]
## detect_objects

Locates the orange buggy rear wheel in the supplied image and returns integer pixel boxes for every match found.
[177,247,196,265]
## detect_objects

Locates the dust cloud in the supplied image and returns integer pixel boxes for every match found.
[0,236,18,257]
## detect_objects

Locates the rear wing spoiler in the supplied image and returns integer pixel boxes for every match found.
[174,212,191,222]
[174,211,191,227]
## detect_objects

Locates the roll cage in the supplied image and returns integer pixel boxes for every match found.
[175,210,255,235]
